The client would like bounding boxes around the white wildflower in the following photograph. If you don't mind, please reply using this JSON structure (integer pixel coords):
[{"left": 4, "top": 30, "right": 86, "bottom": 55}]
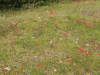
[
  {"left": 68, "top": 34, "right": 70, "bottom": 35},
  {"left": 76, "top": 38, "right": 79, "bottom": 40},
  {"left": 32, "top": 37, "right": 35, "bottom": 39},
  {"left": 73, "top": 63, "right": 76, "bottom": 65},
  {"left": 71, "top": 27, "right": 72, "bottom": 29},
  {"left": 86, "top": 44, "right": 89, "bottom": 46},
  {"left": 41, "top": 57, "right": 43, "bottom": 58},
  {"left": 55, "top": 55, "right": 57, "bottom": 56},
  {"left": 60, "top": 38, "right": 62, "bottom": 40},
  {"left": 34, "top": 56, "right": 37, "bottom": 57},
  {"left": 50, "top": 40, "right": 52, "bottom": 43},
  {"left": 60, "top": 61, "right": 62, "bottom": 63},
  {"left": 54, "top": 68, "right": 57, "bottom": 72},
  {"left": 4, "top": 67, "right": 10, "bottom": 71}
]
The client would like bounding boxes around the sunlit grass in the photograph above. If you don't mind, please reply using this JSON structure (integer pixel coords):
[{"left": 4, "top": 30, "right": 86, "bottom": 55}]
[{"left": 0, "top": 0, "right": 100, "bottom": 75}]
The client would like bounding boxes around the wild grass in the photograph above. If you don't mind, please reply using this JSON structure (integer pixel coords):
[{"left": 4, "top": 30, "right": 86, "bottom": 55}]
[{"left": 0, "top": 0, "right": 100, "bottom": 75}]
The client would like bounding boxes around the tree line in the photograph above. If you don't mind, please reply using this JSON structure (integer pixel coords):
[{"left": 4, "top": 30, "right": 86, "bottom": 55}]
[{"left": 0, "top": 0, "right": 58, "bottom": 9}]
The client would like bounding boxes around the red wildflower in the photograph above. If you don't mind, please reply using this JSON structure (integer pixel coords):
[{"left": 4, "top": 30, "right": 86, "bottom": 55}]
[
  {"left": 67, "top": 59, "right": 70, "bottom": 62},
  {"left": 76, "top": 51, "right": 78, "bottom": 53},
  {"left": 77, "top": 20, "right": 79, "bottom": 22},
  {"left": 53, "top": 22, "right": 55, "bottom": 24},
  {"left": 7, "top": 45, "right": 9, "bottom": 47},
  {"left": 59, "top": 21, "right": 61, "bottom": 23},
  {"left": 69, "top": 55, "right": 71, "bottom": 57},
  {"left": 56, "top": 26, "right": 58, "bottom": 28},
  {"left": 74, "top": 20, "right": 76, "bottom": 22},
  {"left": 93, "top": 42, "right": 94, "bottom": 44},
  {"left": 93, "top": 26, "right": 94, "bottom": 27},
  {"left": 44, "top": 23, "right": 46, "bottom": 25},
  {"left": 63, "top": 34, "right": 66, "bottom": 36},
  {"left": 97, "top": 54, "right": 100, "bottom": 55},
  {"left": 20, "top": 70, "right": 23, "bottom": 72},
  {"left": 81, "top": 53, "right": 85, "bottom": 55},
  {"left": 70, "top": 19, "right": 72, "bottom": 21},
  {"left": 80, "top": 48, "right": 84, "bottom": 52},
  {"left": 6, "top": 27, "right": 8, "bottom": 29},
  {"left": 56, "top": 13, "right": 58, "bottom": 15},
  {"left": 59, "top": 66, "right": 60, "bottom": 67},
  {"left": 50, "top": 12, "right": 53, "bottom": 14},
  {"left": 66, "top": 26, "right": 68, "bottom": 29},
  {"left": 17, "top": 36, "right": 19, "bottom": 38},
  {"left": 11, "top": 42, "right": 14, "bottom": 44},
  {"left": 35, "top": 43, "right": 37, "bottom": 44},
  {"left": 37, "top": 64, "right": 40, "bottom": 66},
  {"left": 73, "top": 1, "right": 75, "bottom": 3},
  {"left": 23, "top": 19, "right": 25, "bottom": 21},
  {"left": 50, "top": 17, "right": 52, "bottom": 19},
  {"left": 83, "top": 22, "right": 87, "bottom": 24},
  {"left": 14, "top": 29, "right": 18, "bottom": 33},
  {"left": 64, "top": 33, "right": 66, "bottom": 34},
  {"left": 88, "top": 24, "right": 91, "bottom": 26},
  {"left": 86, "top": 52, "right": 88, "bottom": 54},
  {"left": 45, "top": 70, "right": 48, "bottom": 72}
]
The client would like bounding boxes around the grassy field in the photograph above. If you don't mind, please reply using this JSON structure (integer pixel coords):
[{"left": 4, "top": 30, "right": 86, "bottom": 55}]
[{"left": 0, "top": 0, "right": 100, "bottom": 75}]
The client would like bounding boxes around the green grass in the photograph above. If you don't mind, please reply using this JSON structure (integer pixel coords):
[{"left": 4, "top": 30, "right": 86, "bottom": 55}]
[{"left": 0, "top": 0, "right": 100, "bottom": 75}]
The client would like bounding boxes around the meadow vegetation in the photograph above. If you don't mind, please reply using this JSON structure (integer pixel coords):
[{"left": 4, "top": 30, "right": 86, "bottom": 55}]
[{"left": 0, "top": 0, "right": 100, "bottom": 75}]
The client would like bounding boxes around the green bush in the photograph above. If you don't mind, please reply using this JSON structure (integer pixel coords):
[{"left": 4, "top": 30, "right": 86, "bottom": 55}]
[{"left": 0, "top": 0, "right": 60, "bottom": 9}]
